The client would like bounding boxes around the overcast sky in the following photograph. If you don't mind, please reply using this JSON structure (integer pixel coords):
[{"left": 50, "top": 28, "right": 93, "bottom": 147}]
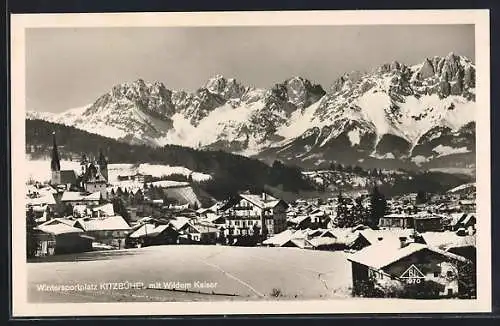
[{"left": 26, "top": 25, "right": 475, "bottom": 113}]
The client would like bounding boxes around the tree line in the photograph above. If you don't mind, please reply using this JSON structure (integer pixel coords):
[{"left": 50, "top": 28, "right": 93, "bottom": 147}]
[
  {"left": 26, "top": 119, "right": 315, "bottom": 200},
  {"left": 335, "top": 186, "right": 389, "bottom": 228}
]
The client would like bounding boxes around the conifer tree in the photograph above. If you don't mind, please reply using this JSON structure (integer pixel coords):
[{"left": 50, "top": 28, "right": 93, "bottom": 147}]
[{"left": 369, "top": 186, "right": 388, "bottom": 229}]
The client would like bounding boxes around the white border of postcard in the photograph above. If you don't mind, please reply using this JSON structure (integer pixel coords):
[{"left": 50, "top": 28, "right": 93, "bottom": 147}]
[{"left": 10, "top": 10, "right": 491, "bottom": 316}]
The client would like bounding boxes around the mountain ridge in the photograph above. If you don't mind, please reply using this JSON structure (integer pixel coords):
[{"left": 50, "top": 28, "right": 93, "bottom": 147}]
[{"left": 27, "top": 53, "right": 476, "bottom": 171}]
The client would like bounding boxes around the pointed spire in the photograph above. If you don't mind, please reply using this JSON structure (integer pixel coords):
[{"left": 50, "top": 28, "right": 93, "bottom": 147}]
[
  {"left": 98, "top": 148, "right": 107, "bottom": 165},
  {"left": 50, "top": 132, "right": 61, "bottom": 171}
]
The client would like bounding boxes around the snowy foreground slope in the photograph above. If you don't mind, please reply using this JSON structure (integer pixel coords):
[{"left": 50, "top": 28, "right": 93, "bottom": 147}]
[
  {"left": 27, "top": 53, "right": 475, "bottom": 169},
  {"left": 25, "top": 159, "right": 212, "bottom": 184},
  {"left": 28, "top": 245, "right": 352, "bottom": 302}
]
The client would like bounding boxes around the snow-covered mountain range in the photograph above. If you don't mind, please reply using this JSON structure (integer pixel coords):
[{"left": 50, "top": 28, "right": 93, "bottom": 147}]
[{"left": 27, "top": 52, "right": 476, "bottom": 170}]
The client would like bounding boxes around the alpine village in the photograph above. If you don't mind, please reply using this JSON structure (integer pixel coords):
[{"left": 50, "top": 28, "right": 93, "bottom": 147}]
[{"left": 25, "top": 129, "right": 477, "bottom": 300}]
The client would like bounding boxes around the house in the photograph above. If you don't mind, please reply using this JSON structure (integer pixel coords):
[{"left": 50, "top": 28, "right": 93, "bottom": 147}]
[
  {"left": 169, "top": 216, "right": 192, "bottom": 232},
  {"left": 74, "top": 215, "right": 131, "bottom": 248},
  {"left": 262, "top": 229, "right": 308, "bottom": 248},
  {"left": 448, "top": 213, "right": 476, "bottom": 233},
  {"left": 118, "top": 172, "right": 152, "bottom": 183},
  {"left": 34, "top": 218, "right": 93, "bottom": 256},
  {"left": 378, "top": 213, "right": 414, "bottom": 229},
  {"left": 347, "top": 229, "right": 416, "bottom": 251},
  {"left": 91, "top": 203, "right": 115, "bottom": 218},
  {"left": 80, "top": 163, "right": 108, "bottom": 199},
  {"left": 127, "top": 223, "right": 178, "bottom": 247},
  {"left": 459, "top": 200, "right": 476, "bottom": 213},
  {"left": 413, "top": 214, "right": 443, "bottom": 233},
  {"left": 347, "top": 238, "right": 472, "bottom": 298},
  {"left": 222, "top": 192, "right": 288, "bottom": 239},
  {"left": 419, "top": 232, "right": 476, "bottom": 263},
  {"left": 60, "top": 191, "right": 101, "bottom": 208},
  {"left": 178, "top": 221, "right": 219, "bottom": 244},
  {"left": 288, "top": 209, "right": 330, "bottom": 230}
]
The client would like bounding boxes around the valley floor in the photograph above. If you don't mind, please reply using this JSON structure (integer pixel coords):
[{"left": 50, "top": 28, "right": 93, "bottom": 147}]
[{"left": 28, "top": 245, "right": 352, "bottom": 303}]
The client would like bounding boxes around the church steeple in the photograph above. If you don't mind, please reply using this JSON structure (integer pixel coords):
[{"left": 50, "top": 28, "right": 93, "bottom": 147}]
[
  {"left": 97, "top": 148, "right": 108, "bottom": 182},
  {"left": 51, "top": 132, "right": 61, "bottom": 171},
  {"left": 50, "top": 132, "right": 62, "bottom": 185}
]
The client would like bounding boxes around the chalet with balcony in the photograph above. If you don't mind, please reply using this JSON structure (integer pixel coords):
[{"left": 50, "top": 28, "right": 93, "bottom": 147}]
[{"left": 221, "top": 192, "right": 288, "bottom": 239}]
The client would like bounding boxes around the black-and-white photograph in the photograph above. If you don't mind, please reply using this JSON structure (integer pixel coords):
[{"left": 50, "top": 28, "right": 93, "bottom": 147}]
[{"left": 11, "top": 10, "right": 491, "bottom": 316}]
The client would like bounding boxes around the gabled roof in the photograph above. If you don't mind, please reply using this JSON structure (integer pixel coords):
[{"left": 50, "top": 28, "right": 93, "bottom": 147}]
[
  {"left": 190, "top": 222, "right": 219, "bottom": 234},
  {"left": 421, "top": 232, "right": 476, "bottom": 250},
  {"left": 61, "top": 191, "right": 101, "bottom": 202},
  {"left": 39, "top": 218, "right": 76, "bottom": 227},
  {"left": 306, "top": 236, "right": 339, "bottom": 248},
  {"left": 26, "top": 193, "right": 56, "bottom": 206},
  {"left": 263, "top": 229, "right": 296, "bottom": 246},
  {"left": 36, "top": 220, "right": 83, "bottom": 235},
  {"left": 75, "top": 216, "right": 130, "bottom": 231},
  {"left": 289, "top": 215, "right": 309, "bottom": 225},
  {"left": 92, "top": 203, "right": 115, "bottom": 216},
  {"left": 239, "top": 193, "right": 287, "bottom": 209},
  {"left": 358, "top": 229, "right": 414, "bottom": 246},
  {"left": 169, "top": 216, "right": 191, "bottom": 231},
  {"left": 128, "top": 223, "right": 157, "bottom": 238},
  {"left": 347, "top": 241, "right": 470, "bottom": 270}
]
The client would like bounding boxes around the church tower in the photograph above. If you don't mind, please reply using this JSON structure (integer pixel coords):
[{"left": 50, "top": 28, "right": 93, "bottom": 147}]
[
  {"left": 97, "top": 149, "right": 108, "bottom": 182},
  {"left": 50, "top": 132, "right": 61, "bottom": 185}
]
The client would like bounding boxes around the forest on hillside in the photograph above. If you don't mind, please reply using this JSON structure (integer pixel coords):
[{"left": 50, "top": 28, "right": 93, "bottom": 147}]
[{"left": 26, "top": 119, "right": 315, "bottom": 199}]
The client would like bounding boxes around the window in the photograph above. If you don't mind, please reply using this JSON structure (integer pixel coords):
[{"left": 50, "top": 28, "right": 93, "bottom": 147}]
[{"left": 434, "top": 272, "right": 439, "bottom": 277}]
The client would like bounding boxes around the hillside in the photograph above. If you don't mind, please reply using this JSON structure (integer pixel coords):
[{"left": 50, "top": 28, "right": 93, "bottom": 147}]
[{"left": 26, "top": 119, "right": 314, "bottom": 199}]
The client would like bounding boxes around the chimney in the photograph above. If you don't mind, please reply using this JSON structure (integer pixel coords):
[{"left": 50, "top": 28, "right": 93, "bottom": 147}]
[
  {"left": 262, "top": 192, "right": 267, "bottom": 201},
  {"left": 399, "top": 236, "right": 408, "bottom": 248}
]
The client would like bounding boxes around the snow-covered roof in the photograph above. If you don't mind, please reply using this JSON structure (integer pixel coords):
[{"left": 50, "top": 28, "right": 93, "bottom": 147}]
[
  {"left": 36, "top": 221, "right": 83, "bottom": 235},
  {"left": 149, "top": 180, "right": 190, "bottom": 188},
  {"left": 421, "top": 232, "right": 476, "bottom": 250},
  {"left": 61, "top": 191, "right": 100, "bottom": 202},
  {"left": 169, "top": 216, "right": 191, "bottom": 231},
  {"left": 358, "top": 229, "right": 415, "bottom": 246},
  {"left": 92, "top": 203, "right": 115, "bottom": 216},
  {"left": 26, "top": 193, "right": 56, "bottom": 206},
  {"left": 75, "top": 216, "right": 130, "bottom": 231},
  {"left": 381, "top": 213, "right": 412, "bottom": 219},
  {"left": 39, "top": 218, "right": 76, "bottom": 227},
  {"left": 205, "top": 214, "right": 224, "bottom": 224},
  {"left": 239, "top": 193, "right": 284, "bottom": 209},
  {"left": 289, "top": 215, "right": 309, "bottom": 225},
  {"left": 128, "top": 223, "right": 157, "bottom": 238},
  {"left": 306, "top": 236, "right": 339, "bottom": 248},
  {"left": 263, "top": 229, "right": 296, "bottom": 246},
  {"left": 190, "top": 222, "right": 219, "bottom": 234},
  {"left": 347, "top": 241, "right": 469, "bottom": 270}
]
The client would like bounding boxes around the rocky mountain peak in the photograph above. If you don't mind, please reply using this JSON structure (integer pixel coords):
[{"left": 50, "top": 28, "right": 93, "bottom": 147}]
[
  {"left": 269, "top": 76, "right": 326, "bottom": 110},
  {"left": 330, "top": 71, "right": 365, "bottom": 93},
  {"left": 205, "top": 74, "right": 248, "bottom": 100}
]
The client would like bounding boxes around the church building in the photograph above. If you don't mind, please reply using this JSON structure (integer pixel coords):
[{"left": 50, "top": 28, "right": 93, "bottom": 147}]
[
  {"left": 50, "top": 132, "right": 109, "bottom": 198},
  {"left": 50, "top": 132, "right": 77, "bottom": 189}
]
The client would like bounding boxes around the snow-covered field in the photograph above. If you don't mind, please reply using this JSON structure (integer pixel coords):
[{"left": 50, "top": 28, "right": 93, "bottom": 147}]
[
  {"left": 27, "top": 245, "right": 352, "bottom": 302},
  {"left": 25, "top": 159, "right": 212, "bottom": 184}
]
